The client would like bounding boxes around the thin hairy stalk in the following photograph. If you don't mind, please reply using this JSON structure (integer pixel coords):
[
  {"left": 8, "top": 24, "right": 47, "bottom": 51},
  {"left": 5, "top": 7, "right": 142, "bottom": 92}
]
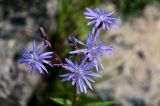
[
  {"left": 71, "top": 43, "right": 80, "bottom": 106},
  {"left": 72, "top": 85, "right": 77, "bottom": 106},
  {"left": 54, "top": 52, "right": 64, "bottom": 65}
]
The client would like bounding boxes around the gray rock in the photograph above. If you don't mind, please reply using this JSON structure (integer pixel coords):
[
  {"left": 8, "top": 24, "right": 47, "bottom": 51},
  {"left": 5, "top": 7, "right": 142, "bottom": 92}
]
[
  {"left": 0, "top": 39, "right": 41, "bottom": 106},
  {"left": 0, "top": 0, "right": 58, "bottom": 106},
  {"left": 96, "top": 4, "right": 160, "bottom": 106}
]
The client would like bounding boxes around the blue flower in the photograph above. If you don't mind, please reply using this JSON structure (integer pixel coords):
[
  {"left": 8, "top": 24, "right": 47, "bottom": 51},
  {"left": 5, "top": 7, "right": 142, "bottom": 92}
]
[
  {"left": 19, "top": 41, "right": 53, "bottom": 74},
  {"left": 60, "top": 58, "right": 101, "bottom": 94},
  {"left": 70, "top": 31, "right": 113, "bottom": 71},
  {"left": 84, "top": 8, "right": 119, "bottom": 30}
]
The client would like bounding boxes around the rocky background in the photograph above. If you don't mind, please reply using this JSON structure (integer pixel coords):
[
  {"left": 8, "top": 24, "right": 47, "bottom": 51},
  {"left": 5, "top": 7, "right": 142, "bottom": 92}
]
[
  {"left": 96, "top": 4, "right": 160, "bottom": 106},
  {"left": 0, "top": 0, "right": 57, "bottom": 106},
  {"left": 0, "top": 0, "right": 160, "bottom": 106}
]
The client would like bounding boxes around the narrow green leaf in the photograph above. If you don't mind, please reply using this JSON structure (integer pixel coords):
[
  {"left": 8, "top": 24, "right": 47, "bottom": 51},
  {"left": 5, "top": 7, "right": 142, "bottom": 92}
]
[
  {"left": 50, "top": 97, "right": 71, "bottom": 106},
  {"left": 85, "top": 101, "right": 114, "bottom": 106}
]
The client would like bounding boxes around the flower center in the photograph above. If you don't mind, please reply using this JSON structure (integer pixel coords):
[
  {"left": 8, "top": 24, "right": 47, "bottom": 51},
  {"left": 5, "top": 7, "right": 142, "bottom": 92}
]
[
  {"left": 99, "top": 16, "right": 104, "bottom": 21},
  {"left": 87, "top": 46, "right": 97, "bottom": 61},
  {"left": 91, "top": 46, "right": 97, "bottom": 54},
  {"left": 31, "top": 54, "right": 38, "bottom": 62},
  {"left": 76, "top": 67, "right": 83, "bottom": 75}
]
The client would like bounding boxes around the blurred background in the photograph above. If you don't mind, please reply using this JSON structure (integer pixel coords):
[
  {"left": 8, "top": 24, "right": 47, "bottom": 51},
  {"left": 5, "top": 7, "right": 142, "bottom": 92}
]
[{"left": 0, "top": 0, "right": 160, "bottom": 106}]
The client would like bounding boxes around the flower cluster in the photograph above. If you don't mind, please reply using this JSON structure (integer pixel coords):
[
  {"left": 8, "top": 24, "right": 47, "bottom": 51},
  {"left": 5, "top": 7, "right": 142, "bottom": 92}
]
[
  {"left": 60, "top": 7, "right": 119, "bottom": 93},
  {"left": 19, "top": 7, "right": 119, "bottom": 94}
]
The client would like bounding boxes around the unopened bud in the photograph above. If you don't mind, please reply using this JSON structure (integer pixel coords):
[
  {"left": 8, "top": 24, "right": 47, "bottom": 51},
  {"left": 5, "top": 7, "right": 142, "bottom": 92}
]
[
  {"left": 44, "top": 40, "right": 52, "bottom": 48},
  {"left": 39, "top": 27, "right": 47, "bottom": 39}
]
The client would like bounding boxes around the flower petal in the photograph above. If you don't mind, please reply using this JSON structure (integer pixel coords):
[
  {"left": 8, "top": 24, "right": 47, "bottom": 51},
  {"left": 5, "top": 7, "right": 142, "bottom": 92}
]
[
  {"left": 63, "top": 65, "right": 76, "bottom": 72},
  {"left": 85, "top": 8, "right": 97, "bottom": 16},
  {"left": 60, "top": 73, "right": 73, "bottom": 77},
  {"left": 95, "top": 19, "right": 101, "bottom": 28},
  {"left": 69, "top": 49, "right": 87, "bottom": 54},
  {"left": 79, "top": 56, "right": 87, "bottom": 68},
  {"left": 83, "top": 76, "right": 93, "bottom": 90},
  {"left": 36, "top": 62, "right": 48, "bottom": 73},
  {"left": 40, "top": 52, "right": 53, "bottom": 58},
  {"left": 65, "top": 58, "right": 77, "bottom": 68},
  {"left": 35, "top": 62, "right": 44, "bottom": 74},
  {"left": 74, "top": 38, "right": 86, "bottom": 46},
  {"left": 87, "top": 20, "right": 96, "bottom": 26},
  {"left": 85, "top": 71, "right": 101, "bottom": 77},
  {"left": 83, "top": 63, "right": 94, "bottom": 71},
  {"left": 32, "top": 41, "right": 36, "bottom": 52}
]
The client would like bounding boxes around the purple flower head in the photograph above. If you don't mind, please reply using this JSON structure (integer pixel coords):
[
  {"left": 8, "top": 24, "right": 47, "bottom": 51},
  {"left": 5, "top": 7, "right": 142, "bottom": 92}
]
[
  {"left": 60, "top": 57, "right": 101, "bottom": 94},
  {"left": 70, "top": 31, "right": 113, "bottom": 71},
  {"left": 19, "top": 41, "right": 53, "bottom": 74},
  {"left": 84, "top": 8, "right": 120, "bottom": 30}
]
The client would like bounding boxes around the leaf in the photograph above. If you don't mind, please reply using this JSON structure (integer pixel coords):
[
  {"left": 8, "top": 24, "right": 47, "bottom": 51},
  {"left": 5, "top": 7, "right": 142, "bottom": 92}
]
[
  {"left": 84, "top": 101, "right": 114, "bottom": 106},
  {"left": 50, "top": 97, "right": 71, "bottom": 106}
]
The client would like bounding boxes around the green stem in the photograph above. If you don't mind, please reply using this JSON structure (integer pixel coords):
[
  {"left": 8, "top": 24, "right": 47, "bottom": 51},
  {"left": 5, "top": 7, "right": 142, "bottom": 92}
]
[{"left": 72, "top": 85, "right": 77, "bottom": 106}]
